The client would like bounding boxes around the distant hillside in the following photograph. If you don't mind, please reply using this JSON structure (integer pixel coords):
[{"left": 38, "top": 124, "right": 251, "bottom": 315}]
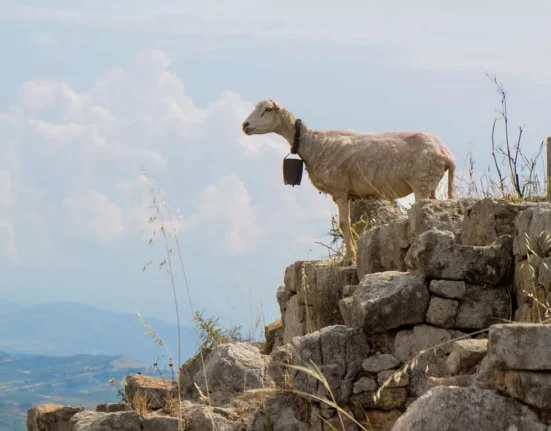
[
  {"left": 0, "top": 301, "right": 198, "bottom": 366},
  {"left": 0, "top": 351, "right": 147, "bottom": 431}
]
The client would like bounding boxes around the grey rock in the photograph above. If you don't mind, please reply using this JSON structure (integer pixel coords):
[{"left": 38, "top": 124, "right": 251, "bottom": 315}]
[
  {"left": 446, "top": 339, "right": 488, "bottom": 375},
  {"left": 125, "top": 373, "right": 177, "bottom": 410},
  {"left": 350, "top": 197, "right": 405, "bottom": 227},
  {"left": 352, "top": 376, "right": 378, "bottom": 394},
  {"left": 71, "top": 411, "right": 141, "bottom": 431},
  {"left": 429, "top": 279, "right": 466, "bottom": 299},
  {"left": 408, "top": 199, "right": 476, "bottom": 242},
  {"left": 394, "top": 324, "right": 466, "bottom": 397},
  {"left": 347, "top": 271, "right": 429, "bottom": 333},
  {"left": 489, "top": 323, "right": 551, "bottom": 370},
  {"left": 363, "top": 353, "right": 400, "bottom": 372},
  {"left": 514, "top": 203, "right": 551, "bottom": 258},
  {"left": 539, "top": 256, "right": 551, "bottom": 291},
  {"left": 142, "top": 415, "right": 179, "bottom": 431},
  {"left": 392, "top": 386, "right": 546, "bottom": 431},
  {"left": 293, "top": 325, "right": 369, "bottom": 405},
  {"left": 279, "top": 260, "right": 358, "bottom": 343},
  {"left": 181, "top": 404, "right": 236, "bottom": 431},
  {"left": 357, "top": 220, "right": 410, "bottom": 278},
  {"left": 27, "top": 404, "right": 84, "bottom": 431},
  {"left": 425, "top": 297, "right": 458, "bottom": 328},
  {"left": 513, "top": 257, "right": 545, "bottom": 323},
  {"left": 426, "top": 374, "right": 474, "bottom": 389},
  {"left": 95, "top": 403, "right": 131, "bottom": 413},
  {"left": 496, "top": 370, "right": 551, "bottom": 412},
  {"left": 350, "top": 388, "right": 407, "bottom": 410},
  {"left": 179, "top": 347, "right": 212, "bottom": 400},
  {"left": 461, "top": 198, "right": 533, "bottom": 246},
  {"left": 263, "top": 319, "right": 284, "bottom": 354},
  {"left": 194, "top": 342, "right": 272, "bottom": 406},
  {"left": 454, "top": 284, "right": 511, "bottom": 329},
  {"left": 406, "top": 229, "right": 513, "bottom": 286}
]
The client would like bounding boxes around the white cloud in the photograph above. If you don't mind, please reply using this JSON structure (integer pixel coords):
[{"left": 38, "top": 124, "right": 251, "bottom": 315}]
[
  {"left": 197, "top": 175, "right": 262, "bottom": 254},
  {"left": 62, "top": 191, "right": 125, "bottom": 243},
  {"left": 0, "top": 49, "right": 335, "bottom": 262}
]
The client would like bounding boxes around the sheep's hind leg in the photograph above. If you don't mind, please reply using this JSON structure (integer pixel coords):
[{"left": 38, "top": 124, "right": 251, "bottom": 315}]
[{"left": 335, "top": 197, "right": 356, "bottom": 266}]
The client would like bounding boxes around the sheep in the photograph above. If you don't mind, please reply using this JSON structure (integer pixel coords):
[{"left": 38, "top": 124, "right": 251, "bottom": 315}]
[{"left": 242, "top": 99, "right": 456, "bottom": 265}]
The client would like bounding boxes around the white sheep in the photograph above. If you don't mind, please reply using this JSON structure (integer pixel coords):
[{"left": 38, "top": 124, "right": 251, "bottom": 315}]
[{"left": 242, "top": 99, "right": 456, "bottom": 265}]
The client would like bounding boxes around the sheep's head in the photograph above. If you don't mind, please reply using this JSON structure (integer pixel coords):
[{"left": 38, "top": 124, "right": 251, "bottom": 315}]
[{"left": 242, "top": 99, "right": 281, "bottom": 135}]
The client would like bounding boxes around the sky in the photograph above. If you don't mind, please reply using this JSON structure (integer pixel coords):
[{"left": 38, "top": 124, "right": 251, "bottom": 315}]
[{"left": 0, "top": 1, "right": 550, "bottom": 331}]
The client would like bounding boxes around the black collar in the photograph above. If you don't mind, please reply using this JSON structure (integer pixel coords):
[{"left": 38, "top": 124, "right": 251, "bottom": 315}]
[{"left": 291, "top": 119, "right": 302, "bottom": 154}]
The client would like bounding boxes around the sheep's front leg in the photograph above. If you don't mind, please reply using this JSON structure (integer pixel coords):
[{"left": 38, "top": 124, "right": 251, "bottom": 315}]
[{"left": 335, "top": 197, "right": 356, "bottom": 266}]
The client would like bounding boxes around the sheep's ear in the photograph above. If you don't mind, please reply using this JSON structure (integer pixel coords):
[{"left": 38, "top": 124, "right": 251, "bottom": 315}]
[{"left": 268, "top": 99, "right": 281, "bottom": 111}]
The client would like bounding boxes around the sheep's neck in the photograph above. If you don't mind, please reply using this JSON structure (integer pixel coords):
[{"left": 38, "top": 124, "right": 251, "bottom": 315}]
[{"left": 276, "top": 111, "right": 317, "bottom": 163}]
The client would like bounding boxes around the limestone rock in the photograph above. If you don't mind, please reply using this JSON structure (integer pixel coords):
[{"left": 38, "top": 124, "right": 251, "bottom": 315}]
[
  {"left": 263, "top": 319, "right": 284, "bottom": 354},
  {"left": 70, "top": 411, "right": 141, "bottom": 431},
  {"left": 363, "top": 353, "right": 400, "bottom": 372},
  {"left": 362, "top": 410, "right": 402, "bottom": 431},
  {"left": 350, "top": 197, "right": 405, "bottom": 227},
  {"left": 428, "top": 279, "right": 466, "bottom": 299},
  {"left": 425, "top": 296, "right": 458, "bottom": 328},
  {"left": 179, "top": 347, "right": 212, "bottom": 400},
  {"left": 353, "top": 376, "right": 378, "bottom": 394},
  {"left": 194, "top": 342, "right": 272, "bottom": 406},
  {"left": 406, "top": 229, "right": 513, "bottom": 285},
  {"left": 279, "top": 260, "right": 359, "bottom": 343},
  {"left": 394, "top": 324, "right": 466, "bottom": 397},
  {"left": 446, "top": 339, "right": 488, "bottom": 375},
  {"left": 356, "top": 220, "right": 409, "bottom": 278},
  {"left": 514, "top": 203, "right": 551, "bottom": 258},
  {"left": 181, "top": 404, "right": 236, "bottom": 431},
  {"left": 496, "top": 370, "right": 551, "bottom": 412},
  {"left": 514, "top": 257, "right": 545, "bottom": 323},
  {"left": 125, "top": 373, "right": 177, "bottom": 410},
  {"left": 142, "top": 415, "right": 179, "bottom": 431},
  {"left": 454, "top": 284, "right": 511, "bottom": 329},
  {"left": 539, "top": 256, "right": 551, "bottom": 291},
  {"left": 346, "top": 271, "right": 429, "bottom": 333},
  {"left": 489, "top": 323, "right": 551, "bottom": 370},
  {"left": 267, "top": 341, "right": 298, "bottom": 388},
  {"left": 378, "top": 370, "right": 409, "bottom": 387},
  {"left": 293, "top": 325, "right": 369, "bottom": 404},
  {"left": 350, "top": 388, "right": 407, "bottom": 410},
  {"left": 262, "top": 394, "right": 310, "bottom": 431},
  {"left": 27, "top": 403, "right": 84, "bottom": 431},
  {"left": 461, "top": 198, "right": 533, "bottom": 246},
  {"left": 95, "top": 403, "right": 131, "bottom": 413},
  {"left": 408, "top": 199, "right": 476, "bottom": 242},
  {"left": 392, "top": 386, "right": 546, "bottom": 431}
]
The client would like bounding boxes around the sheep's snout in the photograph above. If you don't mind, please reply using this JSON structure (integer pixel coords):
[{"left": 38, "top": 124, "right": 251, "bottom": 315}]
[{"left": 242, "top": 121, "right": 254, "bottom": 134}]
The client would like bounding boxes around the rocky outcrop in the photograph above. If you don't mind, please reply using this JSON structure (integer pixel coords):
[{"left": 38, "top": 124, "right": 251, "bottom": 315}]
[
  {"left": 27, "top": 404, "right": 84, "bottom": 431},
  {"left": 277, "top": 260, "right": 359, "bottom": 343},
  {"left": 193, "top": 342, "right": 274, "bottom": 406},
  {"left": 392, "top": 386, "right": 546, "bottom": 431},
  {"left": 125, "top": 373, "right": 177, "bottom": 410}
]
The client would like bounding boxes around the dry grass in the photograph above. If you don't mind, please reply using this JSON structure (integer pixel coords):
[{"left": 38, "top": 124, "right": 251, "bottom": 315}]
[{"left": 132, "top": 389, "right": 150, "bottom": 418}]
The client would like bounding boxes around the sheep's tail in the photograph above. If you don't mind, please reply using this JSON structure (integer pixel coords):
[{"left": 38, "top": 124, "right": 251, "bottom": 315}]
[{"left": 447, "top": 160, "right": 456, "bottom": 199}]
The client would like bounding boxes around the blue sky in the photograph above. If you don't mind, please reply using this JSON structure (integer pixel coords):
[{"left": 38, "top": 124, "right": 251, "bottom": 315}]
[{"left": 0, "top": 1, "right": 550, "bottom": 330}]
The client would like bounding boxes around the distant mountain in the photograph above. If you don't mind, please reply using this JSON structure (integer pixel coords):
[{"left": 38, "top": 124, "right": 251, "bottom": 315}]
[
  {"left": 0, "top": 301, "right": 198, "bottom": 366},
  {"left": 0, "top": 351, "right": 146, "bottom": 431}
]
